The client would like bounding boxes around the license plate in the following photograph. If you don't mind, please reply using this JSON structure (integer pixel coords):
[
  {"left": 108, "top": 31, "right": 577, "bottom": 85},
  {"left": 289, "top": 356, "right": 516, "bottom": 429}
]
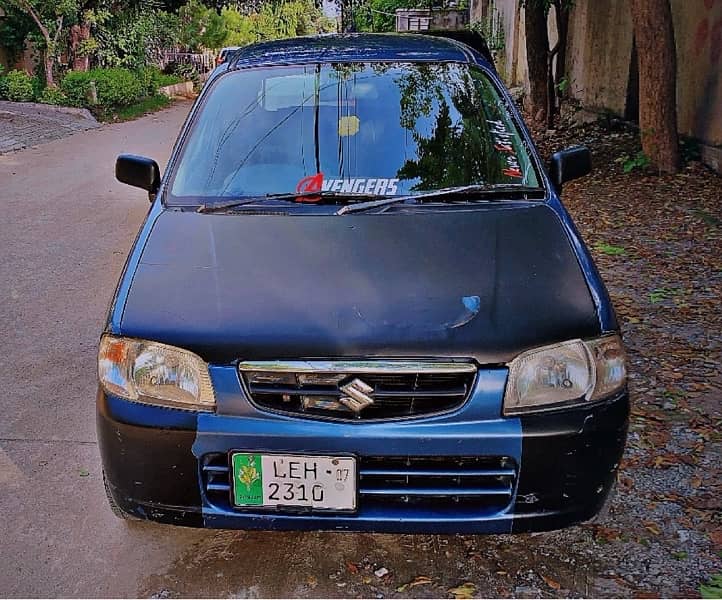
[{"left": 231, "top": 453, "right": 357, "bottom": 511}]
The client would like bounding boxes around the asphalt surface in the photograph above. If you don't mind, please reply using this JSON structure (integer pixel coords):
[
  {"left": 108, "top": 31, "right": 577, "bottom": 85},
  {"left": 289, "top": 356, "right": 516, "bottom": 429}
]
[{"left": 0, "top": 101, "right": 653, "bottom": 598}]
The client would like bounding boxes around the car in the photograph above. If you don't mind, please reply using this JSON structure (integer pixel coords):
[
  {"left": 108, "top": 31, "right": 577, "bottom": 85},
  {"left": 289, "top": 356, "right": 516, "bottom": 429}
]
[
  {"left": 99, "top": 33, "right": 629, "bottom": 534},
  {"left": 216, "top": 46, "right": 241, "bottom": 65}
]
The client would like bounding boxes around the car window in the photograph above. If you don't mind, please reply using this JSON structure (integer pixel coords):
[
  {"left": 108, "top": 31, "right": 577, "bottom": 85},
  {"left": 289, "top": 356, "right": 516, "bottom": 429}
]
[{"left": 169, "top": 62, "right": 540, "bottom": 203}]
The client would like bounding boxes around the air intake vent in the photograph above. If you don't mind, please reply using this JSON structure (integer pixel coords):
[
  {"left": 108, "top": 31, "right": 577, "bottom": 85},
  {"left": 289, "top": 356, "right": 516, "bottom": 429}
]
[{"left": 359, "top": 455, "right": 517, "bottom": 510}]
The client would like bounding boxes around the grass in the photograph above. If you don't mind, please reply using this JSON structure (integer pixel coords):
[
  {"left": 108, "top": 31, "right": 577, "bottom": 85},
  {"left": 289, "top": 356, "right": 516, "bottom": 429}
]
[
  {"left": 97, "top": 94, "right": 171, "bottom": 122},
  {"left": 594, "top": 242, "right": 627, "bottom": 256},
  {"left": 700, "top": 573, "right": 722, "bottom": 599},
  {"left": 156, "top": 73, "right": 183, "bottom": 87}
]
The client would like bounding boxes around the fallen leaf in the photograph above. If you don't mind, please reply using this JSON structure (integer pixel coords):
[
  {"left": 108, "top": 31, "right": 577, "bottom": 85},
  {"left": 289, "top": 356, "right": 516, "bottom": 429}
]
[
  {"left": 541, "top": 575, "right": 561, "bottom": 590},
  {"left": 710, "top": 529, "right": 722, "bottom": 548},
  {"left": 593, "top": 525, "right": 622, "bottom": 541},
  {"left": 643, "top": 521, "right": 662, "bottom": 535},
  {"left": 449, "top": 582, "right": 477, "bottom": 599},
  {"left": 346, "top": 561, "right": 359, "bottom": 574},
  {"left": 397, "top": 576, "right": 433, "bottom": 592}
]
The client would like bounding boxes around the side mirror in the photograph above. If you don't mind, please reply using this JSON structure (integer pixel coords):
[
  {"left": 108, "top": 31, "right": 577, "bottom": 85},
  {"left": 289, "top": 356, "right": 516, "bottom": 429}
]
[
  {"left": 548, "top": 146, "right": 592, "bottom": 190},
  {"left": 116, "top": 154, "right": 161, "bottom": 198}
]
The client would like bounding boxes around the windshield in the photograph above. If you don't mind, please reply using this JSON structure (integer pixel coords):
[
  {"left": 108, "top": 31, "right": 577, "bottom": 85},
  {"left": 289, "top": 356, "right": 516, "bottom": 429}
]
[{"left": 169, "top": 62, "right": 540, "bottom": 204}]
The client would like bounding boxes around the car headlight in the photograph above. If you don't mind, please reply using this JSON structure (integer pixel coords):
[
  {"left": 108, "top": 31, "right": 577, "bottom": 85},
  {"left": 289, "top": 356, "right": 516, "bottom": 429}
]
[
  {"left": 504, "top": 334, "right": 626, "bottom": 415},
  {"left": 98, "top": 335, "right": 215, "bottom": 411}
]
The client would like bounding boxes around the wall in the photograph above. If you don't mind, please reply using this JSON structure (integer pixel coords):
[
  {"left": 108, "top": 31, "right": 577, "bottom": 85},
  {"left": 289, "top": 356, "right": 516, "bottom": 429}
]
[
  {"left": 395, "top": 8, "right": 469, "bottom": 31},
  {"left": 471, "top": 0, "right": 722, "bottom": 151}
]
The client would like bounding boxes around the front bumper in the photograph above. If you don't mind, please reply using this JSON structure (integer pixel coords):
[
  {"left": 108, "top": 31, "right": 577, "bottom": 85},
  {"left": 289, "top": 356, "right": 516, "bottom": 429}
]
[{"left": 97, "top": 366, "right": 629, "bottom": 534}]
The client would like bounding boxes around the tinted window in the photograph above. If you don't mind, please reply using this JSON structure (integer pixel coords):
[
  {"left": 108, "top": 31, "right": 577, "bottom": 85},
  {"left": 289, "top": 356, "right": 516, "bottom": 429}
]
[{"left": 170, "top": 62, "right": 539, "bottom": 203}]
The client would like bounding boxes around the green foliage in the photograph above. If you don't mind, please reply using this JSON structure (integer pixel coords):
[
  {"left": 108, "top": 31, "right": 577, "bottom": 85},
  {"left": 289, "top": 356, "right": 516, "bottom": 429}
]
[
  {"left": 38, "top": 86, "right": 68, "bottom": 105},
  {"left": 156, "top": 73, "right": 183, "bottom": 88},
  {"left": 350, "top": 0, "right": 418, "bottom": 32},
  {"left": 616, "top": 150, "right": 651, "bottom": 173},
  {"left": 701, "top": 573, "right": 722, "bottom": 599},
  {"left": 222, "top": 1, "right": 323, "bottom": 46},
  {"left": 3, "top": 69, "right": 35, "bottom": 102},
  {"left": 94, "top": 9, "right": 180, "bottom": 70},
  {"left": 0, "top": 3, "right": 34, "bottom": 63},
  {"left": 110, "top": 94, "right": 170, "bottom": 122},
  {"left": 59, "top": 70, "right": 93, "bottom": 106},
  {"left": 470, "top": 7, "right": 505, "bottom": 51},
  {"left": 179, "top": 0, "right": 227, "bottom": 50},
  {"left": 594, "top": 243, "right": 626, "bottom": 256},
  {"left": 60, "top": 68, "right": 144, "bottom": 108},
  {"left": 556, "top": 76, "right": 570, "bottom": 93},
  {"left": 168, "top": 62, "right": 200, "bottom": 89}
]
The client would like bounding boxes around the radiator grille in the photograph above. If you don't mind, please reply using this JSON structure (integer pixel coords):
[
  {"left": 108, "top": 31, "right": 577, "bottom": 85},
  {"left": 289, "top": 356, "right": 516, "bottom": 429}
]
[{"left": 238, "top": 361, "right": 477, "bottom": 421}]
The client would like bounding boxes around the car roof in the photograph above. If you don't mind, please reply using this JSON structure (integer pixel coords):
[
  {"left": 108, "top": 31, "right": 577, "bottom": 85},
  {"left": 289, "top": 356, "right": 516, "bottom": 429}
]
[{"left": 228, "top": 33, "right": 491, "bottom": 70}]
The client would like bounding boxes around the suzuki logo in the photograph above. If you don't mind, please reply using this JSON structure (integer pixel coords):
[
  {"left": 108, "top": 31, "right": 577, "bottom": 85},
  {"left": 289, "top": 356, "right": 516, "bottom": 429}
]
[{"left": 339, "top": 378, "right": 375, "bottom": 413}]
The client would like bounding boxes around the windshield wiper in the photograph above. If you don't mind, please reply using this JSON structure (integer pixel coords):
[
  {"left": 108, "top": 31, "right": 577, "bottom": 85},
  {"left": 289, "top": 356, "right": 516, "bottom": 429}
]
[
  {"left": 336, "top": 184, "right": 546, "bottom": 215},
  {"left": 197, "top": 191, "right": 388, "bottom": 213}
]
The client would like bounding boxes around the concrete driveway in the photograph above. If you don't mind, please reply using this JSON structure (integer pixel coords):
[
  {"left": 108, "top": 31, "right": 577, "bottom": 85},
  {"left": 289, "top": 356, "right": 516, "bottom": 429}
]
[{"left": 0, "top": 101, "right": 619, "bottom": 598}]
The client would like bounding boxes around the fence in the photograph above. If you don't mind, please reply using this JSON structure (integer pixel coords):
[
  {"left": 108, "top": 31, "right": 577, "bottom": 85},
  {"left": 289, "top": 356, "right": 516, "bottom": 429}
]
[{"left": 159, "top": 50, "right": 215, "bottom": 73}]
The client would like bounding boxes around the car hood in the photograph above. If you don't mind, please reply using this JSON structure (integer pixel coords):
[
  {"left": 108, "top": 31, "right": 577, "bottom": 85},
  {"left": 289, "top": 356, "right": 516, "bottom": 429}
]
[{"left": 119, "top": 205, "right": 601, "bottom": 364}]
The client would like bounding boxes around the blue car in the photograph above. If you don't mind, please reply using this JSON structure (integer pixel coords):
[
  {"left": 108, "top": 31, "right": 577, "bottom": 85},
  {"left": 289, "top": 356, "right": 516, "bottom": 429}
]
[{"left": 99, "top": 33, "right": 629, "bottom": 533}]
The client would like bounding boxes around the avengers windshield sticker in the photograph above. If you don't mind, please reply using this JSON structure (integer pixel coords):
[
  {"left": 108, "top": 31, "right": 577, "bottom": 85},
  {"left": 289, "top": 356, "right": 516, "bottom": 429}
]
[
  {"left": 487, "top": 119, "right": 523, "bottom": 178},
  {"left": 295, "top": 174, "right": 400, "bottom": 201},
  {"left": 296, "top": 172, "right": 324, "bottom": 201},
  {"left": 323, "top": 178, "right": 399, "bottom": 195}
]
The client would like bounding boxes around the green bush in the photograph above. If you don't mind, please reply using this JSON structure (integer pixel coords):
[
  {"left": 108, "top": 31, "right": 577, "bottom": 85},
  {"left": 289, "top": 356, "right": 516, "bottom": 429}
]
[
  {"left": 171, "top": 62, "right": 200, "bottom": 90},
  {"left": 136, "top": 65, "right": 162, "bottom": 97},
  {"left": 38, "top": 87, "right": 68, "bottom": 106},
  {"left": 61, "top": 68, "right": 145, "bottom": 109},
  {"left": 95, "top": 68, "right": 144, "bottom": 106},
  {"left": 156, "top": 73, "right": 182, "bottom": 88},
  {"left": 4, "top": 69, "right": 34, "bottom": 102},
  {"left": 60, "top": 71, "right": 94, "bottom": 107}
]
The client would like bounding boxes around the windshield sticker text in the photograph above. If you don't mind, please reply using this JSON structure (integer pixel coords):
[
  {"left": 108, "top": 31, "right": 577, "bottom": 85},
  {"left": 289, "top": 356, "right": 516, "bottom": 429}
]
[
  {"left": 322, "top": 178, "right": 400, "bottom": 195},
  {"left": 488, "top": 119, "right": 523, "bottom": 178}
]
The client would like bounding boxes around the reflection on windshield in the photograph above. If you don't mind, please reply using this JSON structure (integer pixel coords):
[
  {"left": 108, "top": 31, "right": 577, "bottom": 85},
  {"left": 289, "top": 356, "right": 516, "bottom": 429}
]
[{"left": 170, "top": 62, "right": 539, "bottom": 203}]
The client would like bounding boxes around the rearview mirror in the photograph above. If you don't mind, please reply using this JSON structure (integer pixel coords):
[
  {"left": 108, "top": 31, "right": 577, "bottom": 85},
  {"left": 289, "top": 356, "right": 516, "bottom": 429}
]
[
  {"left": 548, "top": 146, "right": 592, "bottom": 190},
  {"left": 116, "top": 154, "right": 161, "bottom": 198}
]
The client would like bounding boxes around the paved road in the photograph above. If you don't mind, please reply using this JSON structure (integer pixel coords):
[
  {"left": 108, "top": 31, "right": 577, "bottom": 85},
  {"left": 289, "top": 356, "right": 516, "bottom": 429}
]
[{"left": 0, "top": 102, "right": 609, "bottom": 598}]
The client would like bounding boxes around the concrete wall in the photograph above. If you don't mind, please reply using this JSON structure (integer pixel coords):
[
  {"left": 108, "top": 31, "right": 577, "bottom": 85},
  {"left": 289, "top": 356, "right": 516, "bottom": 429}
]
[
  {"left": 471, "top": 0, "right": 722, "bottom": 149},
  {"left": 395, "top": 8, "right": 469, "bottom": 31}
]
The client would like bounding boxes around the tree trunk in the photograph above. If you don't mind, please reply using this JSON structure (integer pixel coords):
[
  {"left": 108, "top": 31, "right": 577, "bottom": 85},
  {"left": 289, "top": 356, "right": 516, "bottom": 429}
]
[
  {"left": 553, "top": 0, "right": 569, "bottom": 90},
  {"left": 546, "top": 0, "right": 570, "bottom": 128},
  {"left": 524, "top": 0, "right": 549, "bottom": 126},
  {"left": 70, "top": 23, "right": 91, "bottom": 72},
  {"left": 629, "top": 0, "right": 680, "bottom": 173},
  {"left": 44, "top": 54, "right": 55, "bottom": 88}
]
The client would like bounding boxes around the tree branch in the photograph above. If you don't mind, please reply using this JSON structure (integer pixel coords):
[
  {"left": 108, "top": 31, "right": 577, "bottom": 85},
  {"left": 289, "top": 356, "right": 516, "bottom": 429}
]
[
  {"left": 12, "top": 0, "right": 51, "bottom": 43},
  {"left": 53, "top": 15, "right": 64, "bottom": 44}
]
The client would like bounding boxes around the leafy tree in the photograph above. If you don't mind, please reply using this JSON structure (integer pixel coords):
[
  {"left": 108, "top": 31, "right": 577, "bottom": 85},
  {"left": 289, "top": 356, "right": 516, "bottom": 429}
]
[
  {"left": 221, "top": 1, "right": 323, "bottom": 46},
  {"left": 93, "top": 8, "right": 180, "bottom": 69},
  {"left": 179, "top": 0, "right": 227, "bottom": 50},
  {"left": 1, "top": 0, "right": 78, "bottom": 87}
]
